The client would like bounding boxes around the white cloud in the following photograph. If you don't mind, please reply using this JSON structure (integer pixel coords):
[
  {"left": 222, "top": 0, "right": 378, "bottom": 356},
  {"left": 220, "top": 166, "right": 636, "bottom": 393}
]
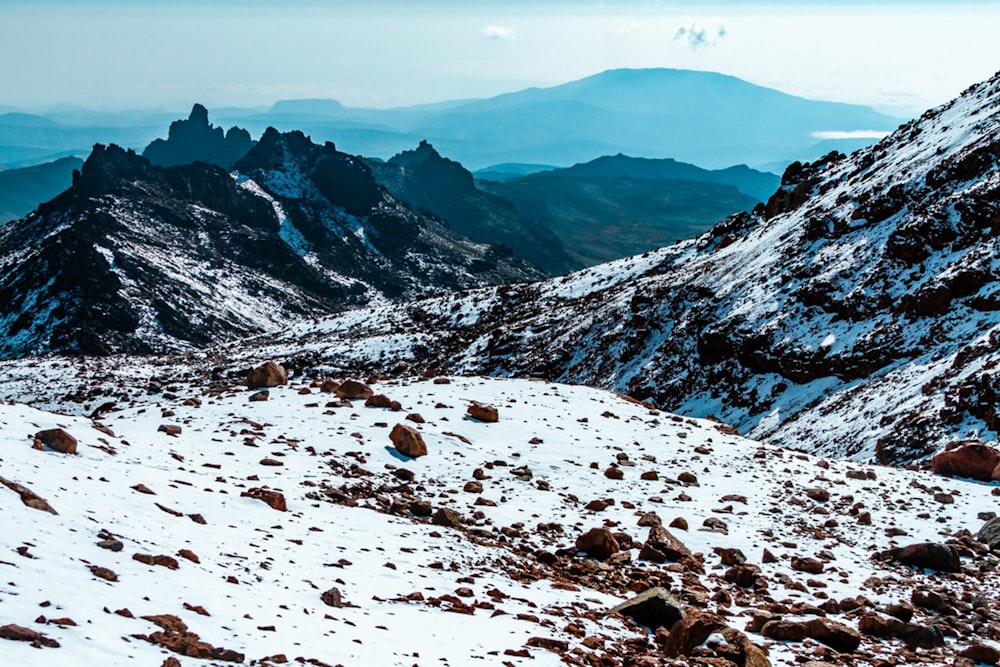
[
  {"left": 673, "top": 22, "right": 727, "bottom": 50},
  {"left": 482, "top": 25, "right": 515, "bottom": 40}
]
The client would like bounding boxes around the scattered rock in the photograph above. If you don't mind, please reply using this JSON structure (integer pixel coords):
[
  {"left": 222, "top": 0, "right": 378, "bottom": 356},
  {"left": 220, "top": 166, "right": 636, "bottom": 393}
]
[
  {"left": 390, "top": 423, "right": 428, "bottom": 458},
  {"left": 877, "top": 542, "right": 961, "bottom": 572},
  {"left": 321, "top": 587, "right": 344, "bottom": 608},
  {"left": 608, "top": 587, "right": 685, "bottom": 629},
  {"left": 33, "top": 428, "right": 77, "bottom": 454},
  {"left": 336, "top": 380, "right": 373, "bottom": 400},
  {"left": 467, "top": 403, "right": 499, "bottom": 422},
  {"left": 0, "top": 623, "right": 60, "bottom": 648},
  {"left": 931, "top": 440, "right": 1000, "bottom": 481},
  {"left": 246, "top": 361, "right": 287, "bottom": 389},
  {"left": 575, "top": 527, "right": 620, "bottom": 560},
  {"left": 431, "top": 507, "right": 463, "bottom": 529},
  {"left": 0, "top": 476, "right": 58, "bottom": 514},
  {"left": 638, "top": 525, "right": 690, "bottom": 563},
  {"left": 240, "top": 487, "right": 287, "bottom": 511},
  {"left": 804, "top": 617, "right": 861, "bottom": 653},
  {"left": 249, "top": 390, "right": 269, "bottom": 402}
]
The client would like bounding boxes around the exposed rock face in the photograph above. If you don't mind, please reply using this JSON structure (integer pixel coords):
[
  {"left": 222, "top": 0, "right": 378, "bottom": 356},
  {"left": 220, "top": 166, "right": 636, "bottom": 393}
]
[
  {"left": 34, "top": 428, "right": 77, "bottom": 454},
  {"left": 389, "top": 423, "right": 428, "bottom": 459},
  {"left": 143, "top": 104, "right": 255, "bottom": 169},
  {"left": 246, "top": 361, "right": 287, "bottom": 389},
  {"left": 0, "top": 130, "right": 542, "bottom": 359},
  {"left": 931, "top": 440, "right": 1000, "bottom": 481},
  {"left": 608, "top": 587, "right": 684, "bottom": 629},
  {"left": 250, "top": 70, "right": 1000, "bottom": 465}
]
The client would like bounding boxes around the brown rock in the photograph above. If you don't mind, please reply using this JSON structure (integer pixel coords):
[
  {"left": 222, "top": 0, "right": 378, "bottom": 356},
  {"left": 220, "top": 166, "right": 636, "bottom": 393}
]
[
  {"left": 878, "top": 542, "right": 961, "bottom": 572},
  {"left": 467, "top": 403, "right": 499, "bottom": 422},
  {"left": 0, "top": 476, "right": 58, "bottom": 514},
  {"left": 604, "top": 466, "right": 624, "bottom": 480},
  {"left": 960, "top": 644, "right": 1000, "bottom": 665},
  {"left": 240, "top": 487, "right": 287, "bottom": 511},
  {"left": 431, "top": 507, "right": 464, "bottom": 528},
  {"left": 931, "top": 440, "right": 1000, "bottom": 481},
  {"left": 178, "top": 549, "right": 200, "bottom": 563},
  {"left": 639, "top": 525, "right": 691, "bottom": 563},
  {"left": 89, "top": 565, "right": 119, "bottom": 582},
  {"left": 246, "top": 361, "right": 287, "bottom": 389},
  {"left": 858, "top": 612, "right": 903, "bottom": 638},
  {"left": 34, "top": 428, "right": 77, "bottom": 454},
  {"left": 390, "top": 423, "right": 428, "bottom": 458},
  {"left": 133, "top": 553, "right": 180, "bottom": 570},
  {"left": 319, "top": 378, "right": 340, "bottom": 393},
  {"left": 575, "top": 527, "right": 620, "bottom": 560},
  {"left": 335, "top": 379, "right": 373, "bottom": 400},
  {"left": 158, "top": 424, "right": 182, "bottom": 436},
  {"left": 366, "top": 394, "right": 402, "bottom": 411},
  {"left": 248, "top": 390, "right": 269, "bottom": 402},
  {"left": 761, "top": 620, "right": 808, "bottom": 642},
  {"left": 321, "top": 587, "right": 344, "bottom": 608},
  {"left": 662, "top": 611, "right": 726, "bottom": 657},
  {"left": 526, "top": 636, "right": 569, "bottom": 652},
  {"left": 804, "top": 617, "right": 861, "bottom": 653},
  {"left": 791, "top": 557, "right": 825, "bottom": 574},
  {"left": 608, "top": 587, "right": 685, "bottom": 629},
  {"left": 463, "top": 481, "right": 483, "bottom": 494},
  {"left": 0, "top": 623, "right": 60, "bottom": 648}
]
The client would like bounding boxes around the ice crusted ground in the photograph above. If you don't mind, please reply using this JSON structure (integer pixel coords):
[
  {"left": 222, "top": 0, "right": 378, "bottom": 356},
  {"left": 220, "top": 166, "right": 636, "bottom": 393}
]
[{"left": 1, "top": 373, "right": 997, "bottom": 666}]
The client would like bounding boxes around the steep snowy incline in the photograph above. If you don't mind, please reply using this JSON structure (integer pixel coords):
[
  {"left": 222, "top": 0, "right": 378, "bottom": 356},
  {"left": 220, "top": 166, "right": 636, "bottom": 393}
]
[
  {"left": 1, "top": 373, "right": 998, "bottom": 666},
  {"left": 215, "top": 70, "right": 1000, "bottom": 465}
]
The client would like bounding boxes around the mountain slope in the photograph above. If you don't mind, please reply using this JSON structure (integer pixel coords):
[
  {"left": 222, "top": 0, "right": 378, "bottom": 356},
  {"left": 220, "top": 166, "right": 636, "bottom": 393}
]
[
  {"left": 225, "top": 70, "right": 1000, "bottom": 465},
  {"left": 0, "top": 369, "right": 997, "bottom": 666},
  {"left": 480, "top": 159, "right": 764, "bottom": 267},
  {"left": 0, "top": 156, "right": 82, "bottom": 223},
  {"left": 366, "top": 141, "right": 578, "bottom": 275},
  {"left": 0, "top": 132, "right": 541, "bottom": 359}
]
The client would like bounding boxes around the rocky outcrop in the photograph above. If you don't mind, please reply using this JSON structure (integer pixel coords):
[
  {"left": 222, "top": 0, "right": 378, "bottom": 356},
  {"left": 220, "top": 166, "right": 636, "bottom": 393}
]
[
  {"left": 931, "top": 440, "right": 1000, "bottom": 481},
  {"left": 143, "top": 104, "right": 254, "bottom": 169}
]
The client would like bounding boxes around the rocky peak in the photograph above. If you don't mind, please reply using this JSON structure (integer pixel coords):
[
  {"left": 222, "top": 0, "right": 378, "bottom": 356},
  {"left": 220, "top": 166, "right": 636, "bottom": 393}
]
[
  {"left": 75, "top": 143, "right": 151, "bottom": 194},
  {"left": 142, "top": 104, "right": 255, "bottom": 169}
]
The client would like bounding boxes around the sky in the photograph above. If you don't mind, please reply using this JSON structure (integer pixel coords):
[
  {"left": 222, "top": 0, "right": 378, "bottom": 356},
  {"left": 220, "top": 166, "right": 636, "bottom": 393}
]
[{"left": 2, "top": 1, "right": 999, "bottom": 115}]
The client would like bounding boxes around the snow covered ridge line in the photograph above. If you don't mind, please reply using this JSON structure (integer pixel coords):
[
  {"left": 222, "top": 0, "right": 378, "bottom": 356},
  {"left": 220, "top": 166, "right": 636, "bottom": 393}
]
[
  {"left": 1, "top": 371, "right": 999, "bottom": 666},
  {"left": 211, "top": 68, "right": 1000, "bottom": 467}
]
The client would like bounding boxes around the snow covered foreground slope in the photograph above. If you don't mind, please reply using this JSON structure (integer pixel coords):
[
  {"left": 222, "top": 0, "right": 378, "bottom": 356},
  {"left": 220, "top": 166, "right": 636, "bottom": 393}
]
[
  {"left": 2, "top": 374, "right": 998, "bottom": 666},
  {"left": 224, "top": 69, "right": 1000, "bottom": 466}
]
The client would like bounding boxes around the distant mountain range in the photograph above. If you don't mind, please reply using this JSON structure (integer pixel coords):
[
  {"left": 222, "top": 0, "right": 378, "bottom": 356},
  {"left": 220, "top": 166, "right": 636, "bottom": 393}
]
[
  {"left": 0, "top": 156, "right": 82, "bottom": 223},
  {"left": 480, "top": 155, "right": 776, "bottom": 266},
  {"left": 0, "top": 68, "right": 901, "bottom": 172},
  {"left": 0, "top": 131, "right": 540, "bottom": 358}
]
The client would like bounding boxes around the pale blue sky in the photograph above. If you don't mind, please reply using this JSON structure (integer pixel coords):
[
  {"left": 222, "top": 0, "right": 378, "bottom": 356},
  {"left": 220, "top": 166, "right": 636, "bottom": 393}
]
[{"left": 2, "top": 1, "right": 999, "bottom": 114}]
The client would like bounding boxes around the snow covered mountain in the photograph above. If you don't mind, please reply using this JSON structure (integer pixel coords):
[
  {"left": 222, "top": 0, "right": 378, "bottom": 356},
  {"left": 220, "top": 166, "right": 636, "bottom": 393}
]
[
  {"left": 1, "top": 367, "right": 997, "bottom": 666},
  {"left": 0, "top": 129, "right": 541, "bottom": 359},
  {"left": 216, "top": 70, "right": 1000, "bottom": 465}
]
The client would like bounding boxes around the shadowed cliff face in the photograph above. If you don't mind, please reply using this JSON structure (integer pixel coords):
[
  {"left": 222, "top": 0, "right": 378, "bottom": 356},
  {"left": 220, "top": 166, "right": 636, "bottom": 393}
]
[
  {"left": 366, "top": 141, "right": 578, "bottom": 275},
  {"left": 142, "top": 103, "right": 255, "bottom": 169},
  {"left": 0, "top": 132, "right": 542, "bottom": 359}
]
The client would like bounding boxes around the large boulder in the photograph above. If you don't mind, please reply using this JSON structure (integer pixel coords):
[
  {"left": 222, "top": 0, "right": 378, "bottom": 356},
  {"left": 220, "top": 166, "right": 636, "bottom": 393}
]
[
  {"left": 638, "top": 524, "right": 691, "bottom": 563},
  {"left": 931, "top": 440, "right": 1000, "bottom": 481},
  {"left": 877, "top": 542, "right": 962, "bottom": 573},
  {"left": 246, "top": 361, "right": 287, "bottom": 389},
  {"left": 34, "top": 428, "right": 77, "bottom": 454},
  {"left": 336, "top": 379, "right": 373, "bottom": 400},
  {"left": 575, "top": 527, "right": 620, "bottom": 560},
  {"left": 390, "top": 424, "right": 428, "bottom": 458},
  {"left": 663, "top": 611, "right": 770, "bottom": 667},
  {"left": 804, "top": 618, "right": 861, "bottom": 653},
  {"left": 467, "top": 402, "right": 499, "bottom": 422},
  {"left": 608, "top": 587, "right": 684, "bottom": 629},
  {"left": 979, "top": 516, "right": 1000, "bottom": 551}
]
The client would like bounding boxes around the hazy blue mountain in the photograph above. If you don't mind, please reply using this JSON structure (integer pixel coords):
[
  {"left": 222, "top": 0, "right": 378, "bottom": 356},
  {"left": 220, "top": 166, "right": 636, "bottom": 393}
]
[
  {"left": 142, "top": 104, "right": 255, "bottom": 169},
  {"left": 366, "top": 141, "right": 577, "bottom": 275},
  {"left": 481, "top": 164, "right": 763, "bottom": 266},
  {"left": 547, "top": 154, "right": 779, "bottom": 201},
  {"left": 0, "top": 156, "right": 82, "bottom": 223},
  {"left": 473, "top": 163, "right": 560, "bottom": 181}
]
